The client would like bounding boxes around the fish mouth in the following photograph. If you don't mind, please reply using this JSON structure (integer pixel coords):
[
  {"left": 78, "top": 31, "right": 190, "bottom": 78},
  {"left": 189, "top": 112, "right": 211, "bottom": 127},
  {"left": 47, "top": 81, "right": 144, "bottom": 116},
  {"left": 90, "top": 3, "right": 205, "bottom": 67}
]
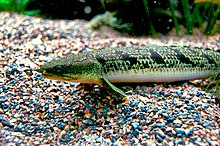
[
  {"left": 40, "top": 70, "right": 50, "bottom": 76},
  {"left": 33, "top": 67, "right": 45, "bottom": 73},
  {"left": 35, "top": 69, "right": 74, "bottom": 81}
]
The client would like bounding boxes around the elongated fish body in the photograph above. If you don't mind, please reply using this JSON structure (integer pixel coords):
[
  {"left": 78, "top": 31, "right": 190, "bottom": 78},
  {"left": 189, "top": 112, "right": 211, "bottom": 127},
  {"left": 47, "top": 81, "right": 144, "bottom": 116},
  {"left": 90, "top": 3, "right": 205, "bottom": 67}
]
[
  {"left": 37, "top": 45, "right": 220, "bottom": 97},
  {"left": 99, "top": 46, "right": 220, "bottom": 83}
]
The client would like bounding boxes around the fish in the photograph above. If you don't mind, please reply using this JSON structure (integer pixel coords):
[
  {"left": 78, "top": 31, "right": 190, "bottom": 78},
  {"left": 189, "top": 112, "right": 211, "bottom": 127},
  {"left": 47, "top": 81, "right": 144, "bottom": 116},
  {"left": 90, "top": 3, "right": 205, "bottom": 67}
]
[{"left": 37, "top": 45, "right": 220, "bottom": 99}]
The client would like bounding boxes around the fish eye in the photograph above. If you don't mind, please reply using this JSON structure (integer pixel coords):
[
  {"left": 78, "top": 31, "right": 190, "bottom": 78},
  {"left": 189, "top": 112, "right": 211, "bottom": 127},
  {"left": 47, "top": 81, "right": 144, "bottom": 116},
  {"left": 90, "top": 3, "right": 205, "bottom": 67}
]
[
  {"left": 54, "top": 65, "right": 62, "bottom": 72},
  {"left": 55, "top": 65, "right": 62, "bottom": 69}
]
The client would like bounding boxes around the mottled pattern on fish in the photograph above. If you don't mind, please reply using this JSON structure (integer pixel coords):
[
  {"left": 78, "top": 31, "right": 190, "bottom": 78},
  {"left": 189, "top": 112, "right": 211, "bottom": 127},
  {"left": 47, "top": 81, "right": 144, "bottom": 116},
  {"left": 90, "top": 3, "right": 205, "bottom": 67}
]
[
  {"left": 37, "top": 45, "right": 220, "bottom": 98},
  {"left": 38, "top": 45, "right": 220, "bottom": 83},
  {"left": 95, "top": 45, "right": 220, "bottom": 82}
]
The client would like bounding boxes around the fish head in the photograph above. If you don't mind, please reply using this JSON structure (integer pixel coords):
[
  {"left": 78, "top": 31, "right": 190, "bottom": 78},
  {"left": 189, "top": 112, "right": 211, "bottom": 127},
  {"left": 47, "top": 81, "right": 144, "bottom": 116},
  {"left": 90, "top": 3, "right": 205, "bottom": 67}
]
[{"left": 36, "top": 57, "right": 102, "bottom": 84}]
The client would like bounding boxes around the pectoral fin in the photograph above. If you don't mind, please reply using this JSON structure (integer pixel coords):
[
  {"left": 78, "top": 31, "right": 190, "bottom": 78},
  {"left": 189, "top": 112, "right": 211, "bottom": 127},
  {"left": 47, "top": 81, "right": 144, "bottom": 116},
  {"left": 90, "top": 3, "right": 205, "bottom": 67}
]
[{"left": 101, "top": 76, "right": 128, "bottom": 100}]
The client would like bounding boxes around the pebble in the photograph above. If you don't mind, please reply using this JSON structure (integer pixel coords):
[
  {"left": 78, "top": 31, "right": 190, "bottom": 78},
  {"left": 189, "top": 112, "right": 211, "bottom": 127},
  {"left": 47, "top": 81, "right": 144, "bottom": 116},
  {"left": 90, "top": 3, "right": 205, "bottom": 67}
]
[
  {"left": 176, "top": 128, "right": 186, "bottom": 136},
  {"left": 0, "top": 12, "right": 219, "bottom": 145},
  {"left": 130, "top": 100, "right": 139, "bottom": 107}
]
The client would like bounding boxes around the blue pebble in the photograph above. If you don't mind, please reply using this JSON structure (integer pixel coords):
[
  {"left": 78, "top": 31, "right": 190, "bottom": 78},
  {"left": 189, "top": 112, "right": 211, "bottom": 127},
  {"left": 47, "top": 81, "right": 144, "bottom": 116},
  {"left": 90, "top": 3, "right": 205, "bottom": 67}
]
[
  {"left": 12, "top": 67, "right": 18, "bottom": 71},
  {"left": 155, "top": 135, "right": 163, "bottom": 143},
  {"left": 31, "top": 122, "right": 38, "bottom": 126},
  {"left": 164, "top": 92, "right": 170, "bottom": 97},
  {"left": 181, "top": 115, "right": 188, "bottom": 119},
  {"left": 167, "top": 117, "right": 175, "bottom": 122},
  {"left": 124, "top": 107, "right": 129, "bottom": 113},
  {"left": 60, "top": 34, "right": 67, "bottom": 39},
  {"left": 84, "top": 135, "right": 89, "bottom": 141},
  {"left": 161, "top": 109, "right": 167, "bottom": 113},
  {"left": 131, "top": 122, "right": 139, "bottom": 129},
  {"left": 141, "top": 107, "right": 147, "bottom": 112},
  {"left": 139, "top": 113, "right": 145, "bottom": 119},
  {"left": 111, "top": 135, "right": 117, "bottom": 143},
  {"left": 105, "top": 125, "right": 110, "bottom": 130},
  {"left": 58, "top": 96, "right": 64, "bottom": 102},
  {"left": 39, "top": 126, "right": 46, "bottom": 131},
  {"left": 175, "top": 123, "right": 183, "bottom": 128},
  {"left": 176, "top": 128, "right": 186, "bottom": 136},
  {"left": 189, "top": 137, "right": 196, "bottom": 143},
  {"left": 202, "top": 103, "right": 208, "bottom": 109},
  {"left": 150, "top": 90, "right": 157, "bottom": 94},
  {"left": 84, "top": 119, "right": 93, "bottom": 125},
  {"left": 47, "top": 33, "right": 55, "bottom": 39},
  {"left": 0, "top": 98, "right": 5, "bottom": 103},
  {"left": 15, "top": 124, "right": 23, "bottom": 132},
  {"left": 71, "top": 95, "right": 78, "bottom": 100},
  {"left": 184, "top": 100, "right": 189, "bottom": 104},
  {"left": 2, "top": 120, "right": 14, "bottom": 128},
  {"left": 2, "top": 85, "right": 7, "bottom": 90},
  {"left": 63, "top": 118, "right": 69, "bottom": 123},
  {"left": 127, "top": 135, "right": 133, "bottom": 139},
  {"left": 96, "top": 137, "right": 102, "bottom": 143},
  {"left": 132, "top": 129, "right": 139, "bottom": 137},
  {"left": 130, "top": 100, "right": 139, "bottom": 107},
  {"left": 4, "top": 131, "right": 10, "bottom": 136},
  {"left": 157, "top": 132, "right": 165, "bottom": 139},
  {"left": 104, "top": 130, "right": 111, "bottom": 135},
  {"left": 140, "top": 93, "right": 148, "bottom": 97},
  {"left": 194, "top": 118, "right": 200, "bottom": 122},
  {"left": 176, "top": 104, "right": 183, "bottom": 108},
  {"left": 30, "top": 76, "right": 34, "bottom": 81},
  {"left": 176, "top": 139, "right": 185, "bottom": 145},
  {"left": 153, "top": 109, "right": 159, "bottom": 113},
  {"left": 29, "top": 89, "right": 34, "bottom": 93},
  {"left": 207, "top": 100, "right": 211, "bottom": 103},
  {"left": 188, "top": 103, "right": 195, "bottom": 107},
  {"left": 58, "top": 122, "right": 65, "bottom": 130},
  {"left": 39, "top": 138, "right": 44, "bottom": 143},
  {"left": 2, "top": 47, "right": 7, "bottom": 51},
  {"left": 161, "top": 113, "right": 169, "bottom": 118},
  {"left": 186, "top": 105, "right": 193, "bottom": 110},
  {"left": 202, "top": 121, "right": 212, "bottom": 127},
  {"left": 142, "top": 133, "right": 150, "bottom": 138},
  {"left": 133, "top": 122, "right": 142, "bottom": 131},
  {"left": 186, "top": 128, "right": 193, "bottom": 137},
  {"left": 166, "top": 131, "right": 173, "bottom": 137},
  {"left": 152, "top": 123, "right": 166, "bottom": 129},
  {"left": 133, "top": 89, "right": 139, "bottom": 94},
  {"left": 7, "top": 92, "right": 14, "bottom": 97},
  {"left": 159, "top": 91, "right": 164, "bottom": 95},
  {"left": 113, "top": 126, "right": 119, "bottom": 132},
  {"left": 70, "top": 82, "right": 75, "bottom": 86},
  {"left": 102, "top": 109, "right": 108, "bottom": 114},
  {"left": 20, "top": 114, "right": 24, "bottom": 118},
  {"left": 130, "top": 112, "right": 137, "bottom": 118},
  {"left": 0, "top": 95, "right": 5, "bottom": 98}
]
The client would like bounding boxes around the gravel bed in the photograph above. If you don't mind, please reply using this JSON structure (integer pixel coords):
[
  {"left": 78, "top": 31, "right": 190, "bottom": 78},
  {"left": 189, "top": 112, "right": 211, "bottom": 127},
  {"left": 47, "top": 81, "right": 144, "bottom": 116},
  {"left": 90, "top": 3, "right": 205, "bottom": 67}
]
[{"left": 0, "top": 12, "right": 219, "bottom": 145}]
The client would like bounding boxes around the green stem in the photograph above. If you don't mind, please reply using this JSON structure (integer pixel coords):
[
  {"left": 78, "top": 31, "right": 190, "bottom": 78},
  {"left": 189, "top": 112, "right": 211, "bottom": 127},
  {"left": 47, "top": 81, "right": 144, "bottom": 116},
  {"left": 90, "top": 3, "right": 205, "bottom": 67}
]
[
  {"left": 191, "top": 3, "right": 203, "bottom": 27},
  {"left": 181, "top": 0, "right": 193, "bottom": 34},
  {"left": 143, "top": 0, "right": 156, "bottom": 36},
  {"left": 168, "top": 0, "right": 179, "bottom": 36},
  {"left": 205, "top": 5, "right": 219, "bottom": 35}
]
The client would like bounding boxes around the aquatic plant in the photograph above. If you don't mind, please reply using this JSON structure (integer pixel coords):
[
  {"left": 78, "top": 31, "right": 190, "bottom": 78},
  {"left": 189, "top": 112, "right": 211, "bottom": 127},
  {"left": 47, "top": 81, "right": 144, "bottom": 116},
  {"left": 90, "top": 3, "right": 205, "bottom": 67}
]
[
  {"left": 86, "top": 11, "right": 133, "bottom": 33},
  {"left": 98, "top": 0, "right": 219, "bottom": 35},
  {"left": 0, "top": 0, "right": 40, "bottom": 15},
  {"left": 145, "top": 0, "right": 219, "bottom": 35}
]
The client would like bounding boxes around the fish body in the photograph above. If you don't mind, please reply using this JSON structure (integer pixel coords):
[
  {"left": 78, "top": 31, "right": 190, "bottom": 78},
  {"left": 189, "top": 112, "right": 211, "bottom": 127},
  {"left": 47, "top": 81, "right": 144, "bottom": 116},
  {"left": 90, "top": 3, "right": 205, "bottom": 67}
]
[{"left": 37, "top": 45, "right": 220, "bottom": 98}]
